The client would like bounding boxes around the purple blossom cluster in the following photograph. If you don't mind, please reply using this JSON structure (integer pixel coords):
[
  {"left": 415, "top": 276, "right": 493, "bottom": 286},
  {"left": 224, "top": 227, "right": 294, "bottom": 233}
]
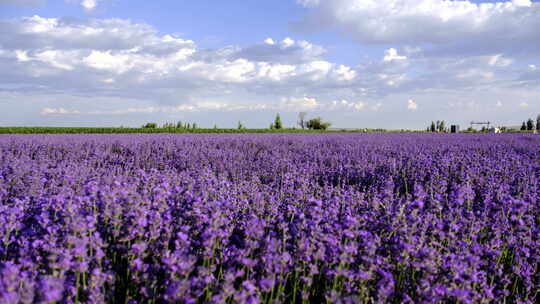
[{"left": 0, "top": 133, "right": 539, "bottom": 303}]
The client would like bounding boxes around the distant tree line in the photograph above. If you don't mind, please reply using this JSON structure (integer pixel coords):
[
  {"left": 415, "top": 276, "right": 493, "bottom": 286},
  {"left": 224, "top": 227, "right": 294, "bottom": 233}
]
[
  {"left": 520, "top": 115, "right": 540, "bottom": 131},
  {"left": 425, "top": 114, "right": 540, "bottom": 133},
  {"left": 267, "top": 113, "right": 332, "bottom": 130},
  {"left": 140, "top": 114, "right": 540, "bottom": 133},
  {"left": 140, "top": 113, "right": 333, "bottom": 131},
  {"left": 426, "top": 120, "right": 447, "bottom": 132},
  {"left": 142, "top": 121, "right": 199, "bottom": 129}
]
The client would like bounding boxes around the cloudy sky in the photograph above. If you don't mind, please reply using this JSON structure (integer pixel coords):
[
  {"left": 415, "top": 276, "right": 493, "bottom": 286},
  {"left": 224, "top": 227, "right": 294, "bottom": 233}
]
[{"left": 0, "top": 0, "right": 539, "bottom": 128}]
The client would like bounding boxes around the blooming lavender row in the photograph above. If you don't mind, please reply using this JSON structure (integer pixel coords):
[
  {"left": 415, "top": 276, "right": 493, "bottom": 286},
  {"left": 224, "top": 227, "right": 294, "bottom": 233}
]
[{"left": 0, "top": 133, "right": 538, "bottom": 303}]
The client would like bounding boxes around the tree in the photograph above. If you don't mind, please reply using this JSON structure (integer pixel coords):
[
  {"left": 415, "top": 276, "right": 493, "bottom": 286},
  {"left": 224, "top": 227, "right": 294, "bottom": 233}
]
[
  {"left": 298, "top": 112, "right": 307, "bottom": 129},
  {"left": 430, "top": 121, "right": 436, "bottom": 132},
  {"left": 527, "top": 118, "right": 534, "bottom": 131},
  {"left": 274, "top": 114, "right": 283, "bottom": 129},
  {"left": 176, "top": 121, "right": 184, "bottom": 129},
  {"left": 521, "top": 122, "right": 527, "bottom": 131},
  {"left": 142, "top": 122, "right": 157, "bottom": 128},
  {"left": 237, "top": 121, "right": 244, "bottom": 130},
  {"left": 306, "top": 117, "right": 331, "bottom": 130},
  {"left": 438, "top": 120, "right": 446, "bottom": 132},
  {"left": 536, "top": 115, "right": 540, "bottom": 132},
  {"left": 192, "top": 123, "right": 198, "bottom": 129}
]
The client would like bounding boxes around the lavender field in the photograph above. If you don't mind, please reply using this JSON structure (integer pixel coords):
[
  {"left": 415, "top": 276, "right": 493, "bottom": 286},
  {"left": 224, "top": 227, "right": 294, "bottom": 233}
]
[{"left": 0, "top": 133, "right": 539, "bottom": 303}]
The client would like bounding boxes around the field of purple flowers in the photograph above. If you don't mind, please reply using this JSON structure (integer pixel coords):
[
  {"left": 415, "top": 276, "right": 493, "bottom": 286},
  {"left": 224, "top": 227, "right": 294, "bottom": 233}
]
[{"left": 0, "top": 133, "right": 539, "bottom": 303}]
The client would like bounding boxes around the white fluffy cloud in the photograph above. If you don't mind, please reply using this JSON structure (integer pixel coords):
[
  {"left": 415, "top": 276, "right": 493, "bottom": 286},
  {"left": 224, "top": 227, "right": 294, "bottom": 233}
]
[
  {"left": 1, "top": 16, "right": 349, "bottom": 86},
  {"left": 1, "top": 13, "right": 539, "bottom": 128},
  {"left": 41, "top": 105, "right": 200, "bottom": 116},
  {"left": 296, "top": 0, "right": 540, "bottom": 102},
  {"left": 41, "top": 107, "right": 80, "bottom": 115},
  {"left": 280, "top": 96, "right": 319, "bottom": 111},
  {"left": 264, "top": 38, "right": 275, "bottom": 45},
  {"left": 383, "top": 48, "right": 407, "bottom": 62},
  {"left": 0, "top": 16, "right": 366, "bottom": 118},
  {"left": 296, "top": 0, "right": 540, "bottom": 57},
  {"left": 64, "top": 0, "right": 102, "bottom": 11},
  {"left": 407, "top": 99, "right": 418, "bottom": 110},
  {"left": 230, "top": 37, "right": 326, "bottom": 65},
  {"left": 80, "top": 0, "right": 98, "bottom": 10},
  {"left": 488, "top": 55, "right": 513, "bottom": 67},
  {"left": 330, "top": 99, "right": 367, "bottom": 111}
]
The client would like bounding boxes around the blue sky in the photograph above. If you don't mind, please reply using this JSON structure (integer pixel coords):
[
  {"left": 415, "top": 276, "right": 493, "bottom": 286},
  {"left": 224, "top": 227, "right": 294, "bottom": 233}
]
[{"left": 0, "top": 0, "right": 539, "bottom": 128}]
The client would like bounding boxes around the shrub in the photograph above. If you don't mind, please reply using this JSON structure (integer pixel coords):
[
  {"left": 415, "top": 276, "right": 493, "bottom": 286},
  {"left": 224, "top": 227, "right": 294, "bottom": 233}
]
[
  {"left": 306, "top": 117, "right": 331, "bottom": 130},
  {"left": 142, "top": 122, "right": 157, "bottom": 129}
]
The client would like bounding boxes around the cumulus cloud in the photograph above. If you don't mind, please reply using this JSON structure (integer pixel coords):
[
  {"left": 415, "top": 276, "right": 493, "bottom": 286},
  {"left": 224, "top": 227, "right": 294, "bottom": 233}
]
[
  {"left": 230, "top": 37, "right": 326, "bottom": 65},
  {"left": 264, "top": 38, "right": 275, "bottom": 45},
  {"left": 2, "top": 13, "right": 539, "bottom": 128},
  {"left": 383, "top": 48, "right": 407, "bottom": 62},
  {"left": 281, "top": 96, "right": 319, "bottom": 111},
  {"left": 41, "top": 105, "right": 201, "bottom": 116},
  {"left": 64, "top": 0, "right": 102, "bottom": 11},
  {"left": 488, "top": 55, "right": 513, "bottom": 67},
  {"left": 40, "top": 97, "right": 319, "bottom": 115},
  {"left": 37, "top": 95, "right": 389, "bottom": 117},
  {"left": 0, "top": 16, "right": 350, "bottom": 86},
  {"left": 301, "top": 0, "right": 540, "bottom": 99},
  {"left": 40, "top": 96, "right": 383, "bottom": 115},
  {"left": 41, "top": 107, "right": 80, "bottom": 115},
  {"left": 80, "top": 0, "right": 98, "bottom": 11},
  {"left": 330, "top": 99, "right": 366, "bottom": 111},
  {"left": 407, "top": 99, "right": 418, "bottom": 110},
  {"left": 295, "top": 0, "right": 540, "bottom": 57},
  {"left": 0, "top": 15, "right": 366, "bottom": 117}
]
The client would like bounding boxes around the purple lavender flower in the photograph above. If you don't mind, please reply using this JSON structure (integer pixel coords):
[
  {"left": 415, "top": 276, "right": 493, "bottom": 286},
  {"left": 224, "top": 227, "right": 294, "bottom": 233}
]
[{"left": 0, "top": 133, "right": 537, "bottom": 303}]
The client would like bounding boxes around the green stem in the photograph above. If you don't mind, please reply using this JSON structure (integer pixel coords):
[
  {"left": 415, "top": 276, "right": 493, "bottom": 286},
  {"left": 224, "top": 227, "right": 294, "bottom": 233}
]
[
  {"left": 292, "top": 271, "right": 298, "bottom": 304},
  {"left": 75, "top": 272, "right": 80, "bottom": 304}
]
